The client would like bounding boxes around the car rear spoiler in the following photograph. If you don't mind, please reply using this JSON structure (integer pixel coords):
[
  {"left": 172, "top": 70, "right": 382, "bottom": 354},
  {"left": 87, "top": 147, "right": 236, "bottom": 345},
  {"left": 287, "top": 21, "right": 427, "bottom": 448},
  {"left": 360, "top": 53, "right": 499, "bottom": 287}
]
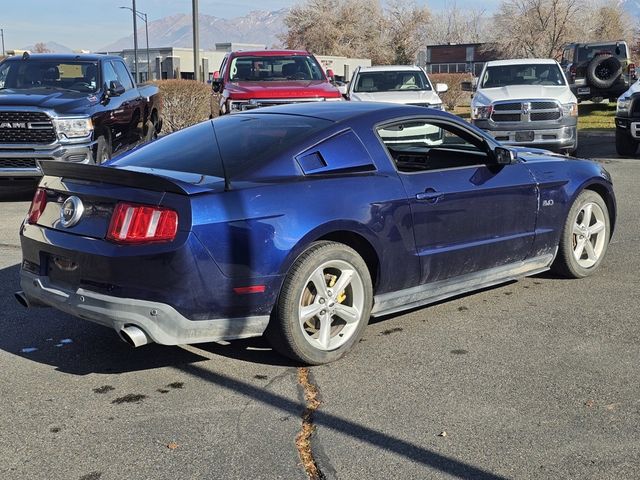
[{"left": 37, "top": 161, "right": 208, "bottom": 195}]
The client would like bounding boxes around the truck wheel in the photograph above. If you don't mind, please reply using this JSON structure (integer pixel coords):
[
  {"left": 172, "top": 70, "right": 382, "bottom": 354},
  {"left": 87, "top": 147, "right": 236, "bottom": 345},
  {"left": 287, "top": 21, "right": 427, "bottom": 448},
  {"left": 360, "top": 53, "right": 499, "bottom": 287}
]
[
  {"left": 142, "top": 120, "right": 157, "bottom": 142},
  {"left": 587, "top": 55, "right": 622, "bottom": 89},
  {"left": 615, "top": 128, "right": 638, "bottom": 156},
  {"left": 551, "top": 190, "right": 610, "bottom": 278},
  {"left": 266, "top": 241, "right": 373, "bottom": 365},
  {"left": 95, "top": 136, "right": 112, "bottom": 164}
]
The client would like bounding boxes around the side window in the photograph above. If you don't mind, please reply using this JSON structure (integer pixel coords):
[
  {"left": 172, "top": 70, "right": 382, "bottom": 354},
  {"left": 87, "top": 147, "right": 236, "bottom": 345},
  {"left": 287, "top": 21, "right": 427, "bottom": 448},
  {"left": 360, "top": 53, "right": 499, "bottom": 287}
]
[
  {"left": 103, "top": 61, "right": 118, "bottom": 88},
  {"left": 112, "top": 61, "right": 134, "bottom": 90},
  {"left": 377, "top": 120, "right": 489, "bottom": 172}
]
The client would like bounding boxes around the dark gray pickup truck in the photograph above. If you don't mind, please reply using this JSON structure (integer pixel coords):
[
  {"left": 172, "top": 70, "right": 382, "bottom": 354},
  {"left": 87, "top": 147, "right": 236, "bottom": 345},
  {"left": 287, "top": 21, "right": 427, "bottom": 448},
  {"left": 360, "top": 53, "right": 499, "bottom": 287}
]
[{"left": 0, "top": 53, "right": 162, "bottom": 189}]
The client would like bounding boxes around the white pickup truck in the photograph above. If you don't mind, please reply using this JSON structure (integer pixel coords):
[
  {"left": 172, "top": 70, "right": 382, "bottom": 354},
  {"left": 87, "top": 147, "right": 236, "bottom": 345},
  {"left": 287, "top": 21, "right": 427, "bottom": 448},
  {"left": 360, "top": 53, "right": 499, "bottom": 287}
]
[
  {"left": 345, "top": 65, "right": 447, "bottom": 109},
  {"left": 466, "top": 59, "right": 578, "bottom": 155}
]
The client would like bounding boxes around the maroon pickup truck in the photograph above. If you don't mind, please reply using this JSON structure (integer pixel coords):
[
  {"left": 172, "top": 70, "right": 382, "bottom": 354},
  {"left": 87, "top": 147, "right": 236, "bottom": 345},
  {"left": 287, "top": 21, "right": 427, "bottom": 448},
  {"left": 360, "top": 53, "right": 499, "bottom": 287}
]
[{"left": 211, "top": 50, "right": 342, "bottom": 115}]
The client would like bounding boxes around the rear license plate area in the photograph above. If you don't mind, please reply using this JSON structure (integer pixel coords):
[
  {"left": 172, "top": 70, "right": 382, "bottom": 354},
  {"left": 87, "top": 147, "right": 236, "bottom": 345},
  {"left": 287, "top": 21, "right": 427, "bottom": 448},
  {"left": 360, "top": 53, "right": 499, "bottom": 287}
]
[
  {"left": 577, "top": 87, "right": 590, "bottom": 95},
  {"left": 46, "top": 254, "right": 81, "bottom": 288},
  {"left": 515, "top": 131, "right": 534, "bottom": 142}
]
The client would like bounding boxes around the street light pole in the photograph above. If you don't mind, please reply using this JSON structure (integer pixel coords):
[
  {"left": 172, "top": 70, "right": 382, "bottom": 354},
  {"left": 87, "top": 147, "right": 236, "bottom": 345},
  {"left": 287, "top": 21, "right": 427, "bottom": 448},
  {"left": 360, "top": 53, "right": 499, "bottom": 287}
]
[
  {"left": 120, "top": 6, "right": 150, "bottom": 81},
  {"left": 1, "top": 29, "right": 5, "bottom": 56},
  {"left": 143, "top": 12, "right": 150, "bottom": 81},
  {"left": 132, "top": 0, "right": 140, "bottom": 83},
  {"left": 192, "top": 0, "right": 200, "bottom": 82}
]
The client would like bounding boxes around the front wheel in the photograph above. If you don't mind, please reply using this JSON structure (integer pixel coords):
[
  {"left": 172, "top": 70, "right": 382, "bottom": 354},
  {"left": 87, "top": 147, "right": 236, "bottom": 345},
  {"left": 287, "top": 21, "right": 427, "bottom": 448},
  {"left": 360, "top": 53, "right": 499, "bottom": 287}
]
[
  {"left": 615, "top": 128, "right": 638, "bottom": 156},
  {"left": 266, "top": 241, "right": 373, "bottom": 365},
  {"left": 95, "top": 135, "right": 112, "bottom": 164},
  {"left": 551, "top": 190, "right": 611, "bottom": 278}
]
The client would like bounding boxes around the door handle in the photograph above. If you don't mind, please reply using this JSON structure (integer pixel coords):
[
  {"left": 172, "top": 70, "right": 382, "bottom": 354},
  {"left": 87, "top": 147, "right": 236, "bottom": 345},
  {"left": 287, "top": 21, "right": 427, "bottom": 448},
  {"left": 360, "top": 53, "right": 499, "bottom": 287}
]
[{"left": 416, "top": 188, "right": 444, "bottom": 203}]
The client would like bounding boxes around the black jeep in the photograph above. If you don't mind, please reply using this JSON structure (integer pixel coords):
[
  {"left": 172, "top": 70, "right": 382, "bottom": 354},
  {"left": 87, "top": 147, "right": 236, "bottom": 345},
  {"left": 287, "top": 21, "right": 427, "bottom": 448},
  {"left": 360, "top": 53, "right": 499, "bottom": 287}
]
[{"left": 561, "top": 41, "right": 635, "bottom": 103}]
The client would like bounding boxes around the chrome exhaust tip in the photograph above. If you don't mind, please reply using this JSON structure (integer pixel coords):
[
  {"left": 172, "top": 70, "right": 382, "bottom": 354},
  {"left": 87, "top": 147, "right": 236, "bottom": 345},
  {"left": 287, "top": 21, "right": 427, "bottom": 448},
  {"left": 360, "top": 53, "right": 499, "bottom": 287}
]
[{"left": 119, "top": 325, "right": 151, "bottom": 348}]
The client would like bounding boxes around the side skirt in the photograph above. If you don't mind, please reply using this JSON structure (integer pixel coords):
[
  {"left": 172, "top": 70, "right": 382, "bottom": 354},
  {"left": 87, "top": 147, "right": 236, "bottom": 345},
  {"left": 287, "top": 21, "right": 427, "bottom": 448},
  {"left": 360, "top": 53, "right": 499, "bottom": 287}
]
[{"left": 371, "top": 253, "right": 555, "bottom": 318}]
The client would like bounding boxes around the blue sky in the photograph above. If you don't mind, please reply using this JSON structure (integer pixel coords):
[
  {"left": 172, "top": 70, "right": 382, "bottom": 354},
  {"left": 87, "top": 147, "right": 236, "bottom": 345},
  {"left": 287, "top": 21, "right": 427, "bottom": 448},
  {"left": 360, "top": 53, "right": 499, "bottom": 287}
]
[{"left": 2, "top": 0, "right": 499, "bottom": 51}]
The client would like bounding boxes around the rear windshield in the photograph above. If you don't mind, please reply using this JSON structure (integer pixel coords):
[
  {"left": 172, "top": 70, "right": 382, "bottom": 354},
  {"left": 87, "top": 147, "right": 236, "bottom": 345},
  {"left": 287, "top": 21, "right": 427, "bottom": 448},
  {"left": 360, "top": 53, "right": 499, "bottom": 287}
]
[
  {"left": 480, "top": 64, "right": 566, "bottom": 88},
  {"left": 110, "top": 114, "right": 332, "bottom": 179},
  {"left": 229, "top": 55, "right": 325, "bottom": 81},
  {"left": 0, "top": 59, "right": 99, "bottom": 93},
  {"left": 577, "top": 44, "right": 627, "bottom": 62},
  {"left": 354, "top": 70, "right": 432, "bottom": 92}
]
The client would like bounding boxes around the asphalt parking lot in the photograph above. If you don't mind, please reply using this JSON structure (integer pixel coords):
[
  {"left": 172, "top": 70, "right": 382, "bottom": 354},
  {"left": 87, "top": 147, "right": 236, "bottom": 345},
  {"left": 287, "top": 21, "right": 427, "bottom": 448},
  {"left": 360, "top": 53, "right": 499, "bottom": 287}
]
[{"left": 1, "top": 132, "right": 638, "bottom": 480}]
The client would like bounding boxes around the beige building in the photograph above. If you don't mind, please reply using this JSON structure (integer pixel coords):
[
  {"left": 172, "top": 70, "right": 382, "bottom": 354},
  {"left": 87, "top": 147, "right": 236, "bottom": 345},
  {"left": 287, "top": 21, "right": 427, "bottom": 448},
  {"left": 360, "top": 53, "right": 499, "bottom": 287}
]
[{"left": 103, "top": 43, "right": 370, "bottom": 82}]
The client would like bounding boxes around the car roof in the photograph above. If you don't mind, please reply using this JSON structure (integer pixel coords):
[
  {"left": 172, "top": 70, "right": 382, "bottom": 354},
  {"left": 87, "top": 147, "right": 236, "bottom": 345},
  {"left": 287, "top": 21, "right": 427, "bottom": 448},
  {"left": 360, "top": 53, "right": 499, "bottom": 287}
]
[
  {"left": 485, "top": 58, "right": 559, "bottom": 67},
  {"left": 236, "top": 101, "right": 451, "bottom": 123},
  {"left": 358, "top": 65, "right": 422, "bottom": 73},
  {"left": 231, "top": 50, "right": 311, "bottom": 57},
  {"left": 2, "top": 53, "right": 121, "bottom": 62}
]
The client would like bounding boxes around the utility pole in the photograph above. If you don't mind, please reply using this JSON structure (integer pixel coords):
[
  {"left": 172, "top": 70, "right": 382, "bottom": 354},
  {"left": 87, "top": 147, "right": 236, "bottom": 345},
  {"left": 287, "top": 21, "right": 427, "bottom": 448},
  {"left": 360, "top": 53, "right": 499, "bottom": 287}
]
[
  {"left": 192, "top": 0, "right": 200, "bottom": 82},
  {"left": 1, "top": 29, "right": 5, "bottom": 56},
  {"left": 132, "top": 0, "right": 140, "bottom": 83}
]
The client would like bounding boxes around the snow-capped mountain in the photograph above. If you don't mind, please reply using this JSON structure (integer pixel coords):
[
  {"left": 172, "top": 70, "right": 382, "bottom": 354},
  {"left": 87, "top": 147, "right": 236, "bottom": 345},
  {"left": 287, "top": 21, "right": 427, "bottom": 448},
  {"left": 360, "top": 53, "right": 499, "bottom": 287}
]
[{"left": 100, "top": 9, "right": 288, "bottom": 52}]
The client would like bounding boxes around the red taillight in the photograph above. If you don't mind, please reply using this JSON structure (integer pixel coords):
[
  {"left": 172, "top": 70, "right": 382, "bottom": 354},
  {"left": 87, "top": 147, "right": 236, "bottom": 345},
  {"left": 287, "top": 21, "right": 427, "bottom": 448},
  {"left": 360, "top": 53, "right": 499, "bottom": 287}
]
[
  {"left": 107, "top": 202, "right": 178, "bottom": 244},
  {"left": 233, "top": 285, "right": 266, "bottom": 295},
  {"left": 629, "top": 63, "right": 636, "bottom": 81},
  {"left": 27, "top": 188, "right": 47, "bottom": 224}
]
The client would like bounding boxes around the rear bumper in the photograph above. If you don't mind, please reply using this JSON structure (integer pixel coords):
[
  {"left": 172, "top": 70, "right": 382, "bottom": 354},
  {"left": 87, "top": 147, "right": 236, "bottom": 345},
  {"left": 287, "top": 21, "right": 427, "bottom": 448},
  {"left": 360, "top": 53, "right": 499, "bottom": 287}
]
[
  {"left": 0, "top": 140, "right": 96, "bottom": 179},
  {"left": 20, "top": 271, "right": 270, "bottom": 345}
]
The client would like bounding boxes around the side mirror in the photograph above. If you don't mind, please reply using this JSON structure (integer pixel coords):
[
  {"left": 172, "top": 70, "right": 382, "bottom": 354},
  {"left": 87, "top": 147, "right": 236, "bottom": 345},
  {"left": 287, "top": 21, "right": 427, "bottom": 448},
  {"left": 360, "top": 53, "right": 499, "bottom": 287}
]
[
  {"left": 212, "top": 79, "right": 222, "bottom": 93},
  {"left": 494, "top": 146, "right": 516, "bottom": 165},
  {"left": 109, "top": 80, "right": 125, "bottom": 96},
  {"left": 461, "top": 81, "right": 474, "bottom": 92},
  {"left": 435, "top": 83, "right": 448, "bottom": 93}
]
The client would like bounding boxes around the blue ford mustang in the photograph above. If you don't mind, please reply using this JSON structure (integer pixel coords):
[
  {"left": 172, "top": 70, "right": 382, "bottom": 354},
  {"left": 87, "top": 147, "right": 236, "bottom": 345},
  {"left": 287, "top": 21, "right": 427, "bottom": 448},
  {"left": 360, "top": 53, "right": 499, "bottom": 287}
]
[{"left": 17, "top": 103, "right": 616, "bottom": 364}]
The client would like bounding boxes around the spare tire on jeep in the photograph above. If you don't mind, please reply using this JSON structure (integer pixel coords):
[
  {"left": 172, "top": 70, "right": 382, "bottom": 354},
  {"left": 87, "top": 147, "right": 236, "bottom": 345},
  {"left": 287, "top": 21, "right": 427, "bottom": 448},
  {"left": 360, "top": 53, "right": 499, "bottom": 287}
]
[{"left": 587, "top": 54, "right": 623, "bottom": 89}]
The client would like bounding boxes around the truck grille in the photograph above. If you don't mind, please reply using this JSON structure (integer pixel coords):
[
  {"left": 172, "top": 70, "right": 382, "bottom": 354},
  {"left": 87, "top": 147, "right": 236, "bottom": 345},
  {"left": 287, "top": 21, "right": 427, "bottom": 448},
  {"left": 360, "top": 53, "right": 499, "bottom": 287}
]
[
  {"left": 0, "top": 157, "right": 42, "bottom": 168},
  {"left": 239, "top": 98, "right": 326, "bottom": 111},
  {"left": 491, "top": 101, "right": 561, "bottom": 123},
  {"left": 0, "top": 111, "right": 56, "bottom": 144}
]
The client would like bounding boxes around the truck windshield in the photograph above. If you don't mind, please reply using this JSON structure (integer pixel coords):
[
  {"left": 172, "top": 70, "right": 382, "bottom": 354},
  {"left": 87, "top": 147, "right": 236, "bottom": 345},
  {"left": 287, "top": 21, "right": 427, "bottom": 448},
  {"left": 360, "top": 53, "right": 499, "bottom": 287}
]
[
  {"left": 228, "top": 55, "right": 325, "bottom": 81},
  {"left": 577, "top": 44, "right": 627, "bottom": 62},
  {"left": 480, "top": 64, "right": 566, "bottom": 88},
  {"left": 0, "top": 59, "right": 100, "bottom": 93},
  {"left": 354, "top": 70, "right": 432, "bottom": 92}
]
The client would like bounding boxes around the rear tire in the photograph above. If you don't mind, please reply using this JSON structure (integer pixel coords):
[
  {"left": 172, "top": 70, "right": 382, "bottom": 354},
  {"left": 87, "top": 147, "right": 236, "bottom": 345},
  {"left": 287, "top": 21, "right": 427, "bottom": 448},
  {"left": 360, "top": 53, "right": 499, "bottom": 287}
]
[
  {"left": 266, "top": 241, "right": 373, "bottom": 365},
  {"left": 551, "top": 190, "right": 610, "bottom": 278},
  {"left": 615, "top": 128, "right": 638, "bottom": 156},
  {"left": 95, "top": 135, "right": 112, "bottom": 164}
]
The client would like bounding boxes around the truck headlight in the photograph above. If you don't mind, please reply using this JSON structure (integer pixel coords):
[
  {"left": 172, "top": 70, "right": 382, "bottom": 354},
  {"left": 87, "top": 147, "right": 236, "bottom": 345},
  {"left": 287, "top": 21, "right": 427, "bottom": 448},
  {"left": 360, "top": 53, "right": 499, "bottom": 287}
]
[
  {"left": 617, "top": 97, "right": 632, "bottom": 114},
  {"left": 472, "top": 105, "right": 493, "bottom": 120},
  {"left": 561, "top": 102, "right": 578, "bottom": 117},
  {"left": 227, "top": 100, "right": 249, "bottom": 113},
  {"left": 54, "top": 117, "right": 93, "bottom": 139},
  {"left": 430, "top": 103, "right": 445, "bottom": 111}
]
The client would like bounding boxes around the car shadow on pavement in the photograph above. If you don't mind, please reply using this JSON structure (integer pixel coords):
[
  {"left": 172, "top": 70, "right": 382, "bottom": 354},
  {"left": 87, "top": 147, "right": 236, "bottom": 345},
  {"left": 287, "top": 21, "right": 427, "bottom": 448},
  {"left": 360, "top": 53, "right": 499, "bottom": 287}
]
[{"left": 175, "top": 361, "right": 510, "bottom": 480}]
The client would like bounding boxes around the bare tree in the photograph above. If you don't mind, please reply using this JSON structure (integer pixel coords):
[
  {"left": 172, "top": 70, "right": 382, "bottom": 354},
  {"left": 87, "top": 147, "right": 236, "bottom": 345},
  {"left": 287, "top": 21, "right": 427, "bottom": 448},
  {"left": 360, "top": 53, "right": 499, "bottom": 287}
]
[
  {"left": 589, "top": 6, "right": 632, "bottom": 43},
  {"left": 490, "top": 0, "right": 580, "bottom": 59},
  {"left": 428, "top": 1, "right": 489, "bottom": 45},
  {"left": 281, "top": 0, "right": 389, "bottom": 64},
  {"left": 33, "top": 42, "right": 52, "bottom": 53},
  {"left": 385, "top": 0, "right": 430, "bottom": 64},
  {"left": 282, "top": 0, "right": 433, "bottom": 65}
]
